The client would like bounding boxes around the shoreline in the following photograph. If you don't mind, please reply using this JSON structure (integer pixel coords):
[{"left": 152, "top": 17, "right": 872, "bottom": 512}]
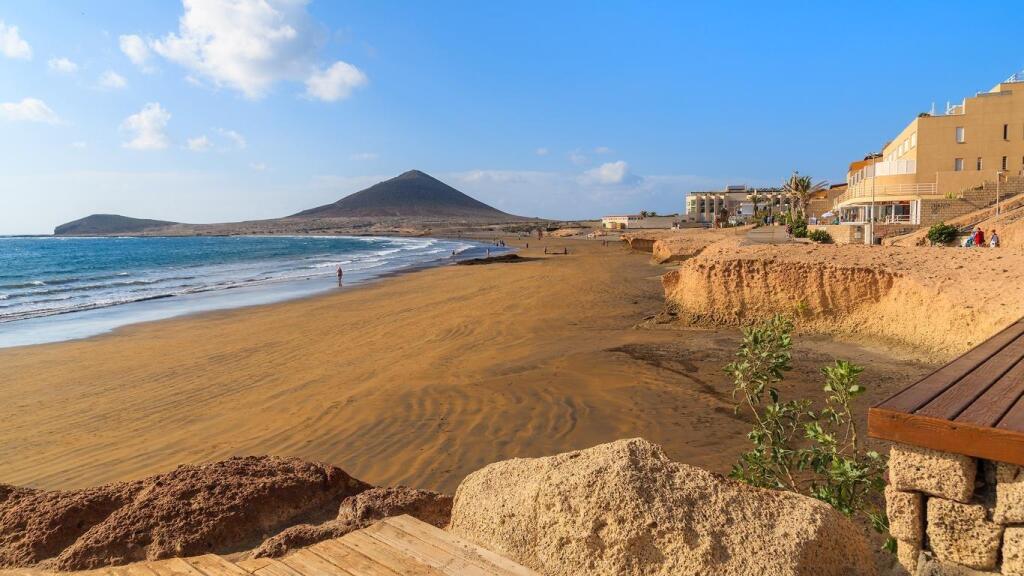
[
  {"left": 0, "top": 237, "right": 934, "bottom": 493},
  {"left": 0, "top": 236, "right": 509, "bottom": 349}
]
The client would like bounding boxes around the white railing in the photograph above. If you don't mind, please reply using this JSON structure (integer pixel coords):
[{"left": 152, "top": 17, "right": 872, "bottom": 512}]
[{"left": 835, "top": 182, "right": 939, "bottom": 207}]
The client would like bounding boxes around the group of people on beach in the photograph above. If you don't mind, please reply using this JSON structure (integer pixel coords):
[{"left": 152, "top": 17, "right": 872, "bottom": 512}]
[{"left": 964, "top": 227, "right": 1000, "bottom": 248}]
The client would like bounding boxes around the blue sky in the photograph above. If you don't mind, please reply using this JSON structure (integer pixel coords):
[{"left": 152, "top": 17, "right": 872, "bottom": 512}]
[{"left": 2, "top": 0, "right": 1023, "bottom": 234}]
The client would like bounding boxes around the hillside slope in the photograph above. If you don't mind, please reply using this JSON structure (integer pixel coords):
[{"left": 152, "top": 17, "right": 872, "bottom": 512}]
[
  {"left": 291, "top": 170, "right": 520, "bottom": 219},
  {"left": 54, "top": 214, "right": 177, "bottom": 236}
]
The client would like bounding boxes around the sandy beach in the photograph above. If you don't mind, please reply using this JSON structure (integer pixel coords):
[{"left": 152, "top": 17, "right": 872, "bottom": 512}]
[{"left": 0, "top": 238, "right": 933, "bottom": 493}]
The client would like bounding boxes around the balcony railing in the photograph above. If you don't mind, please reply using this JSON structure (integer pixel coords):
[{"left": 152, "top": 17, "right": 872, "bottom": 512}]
[
  {"left": 834, "top": 182, "right": 939, "bottom": 208},
  {"left": 849, "top": 160, "right": 916, "bottom": 185}
]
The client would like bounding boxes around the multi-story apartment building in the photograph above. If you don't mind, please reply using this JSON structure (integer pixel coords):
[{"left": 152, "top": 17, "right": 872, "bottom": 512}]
[{"left": 835, "top": 74, "right": 1024, "bottom": 228}]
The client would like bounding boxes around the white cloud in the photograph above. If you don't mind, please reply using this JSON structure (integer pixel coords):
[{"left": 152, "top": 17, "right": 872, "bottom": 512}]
[
  {"left": 0, "top": 98, "right": 59, "bottom": 124},
  {"left": 250, "top": 162, "right": 267, "bottom": 171},
  {"left": 71, "top": 141, "right": 87, "bottom": 149},
  {"left": 216, "top": 128, "right": 246, "bottom": 149},
  {"left": 121, "top": 103, "right": 171, "bottom": 150},
  {"left": 48, "top": 57, "right": 78, "bottom": 73},
  {"left": 350, "top": 152, "right": 378, "bottom": 161},
  {"left": 187, "top": 135, "right": 211, "bottom": 151},
  {"left": 535, "top": 147, "right": 549, "bottom": 156},
  {"left": 119, "top": 34, "right": 153, "bottom": 71},
  {"left": 0, "top": 20, "right": 31, "bottom": 60},
  {"left": 151, "top": 0, "right": 367, "bottom": 101},
  {"left": 98, "top": 70, "right": 128, "bottom": 89},
  {"left": 594, "top": 146, "right": 612, "bottom": 154},
  {"left": 580, "top": 160, "right": 638, "bottom": 185},
  {"left": 568, "top": 149, "right": 588, "bottom": 165},
  {"left": 304, "top": 61, "right": 367, "bottom": 102}
]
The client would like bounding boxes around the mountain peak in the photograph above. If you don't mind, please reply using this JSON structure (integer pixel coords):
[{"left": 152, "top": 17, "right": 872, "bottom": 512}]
[{"left": 290, "top": 170, "right": 522, "bottom": 220}]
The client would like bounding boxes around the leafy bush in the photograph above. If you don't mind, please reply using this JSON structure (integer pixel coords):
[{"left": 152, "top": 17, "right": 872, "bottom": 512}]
[
  {"left": 807, "top": 229, "right": 833, "bottom": 243},
  {"left": 926, "top": 222, "right": 958, "bottom": 245},
  {"left": 791, "top": 222, "right": 808, "bottom": 238},
  {"left": 725, "top": 315, "right": 892, "bottom": 550}
]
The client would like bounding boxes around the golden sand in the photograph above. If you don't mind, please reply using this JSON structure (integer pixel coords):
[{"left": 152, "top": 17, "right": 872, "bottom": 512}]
[{"left": 0, "top": 239, "right": 930, "bottom": 492}]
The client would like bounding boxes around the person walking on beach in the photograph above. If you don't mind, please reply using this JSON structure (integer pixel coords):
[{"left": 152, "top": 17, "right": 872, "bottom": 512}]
[
  {"left": 336, "top": 266, "right": 344, "bottom": 286},
  {"left": 973, "top": 227, "right": 985, "bottom": 248},
  {"left": 991, "top": 230, "right": 1001, "bottom": 248}
]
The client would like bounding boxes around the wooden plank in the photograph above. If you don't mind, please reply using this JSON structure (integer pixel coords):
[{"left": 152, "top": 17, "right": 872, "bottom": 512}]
[
  {"left": 184, "top": 556, "right": 250, "bottom": 576},
  {"left": 147, "top": 559, "right": 209, "bottom": 576},
  {"left": 310, "top": 543, "right": 398, "bottom": 576},
  {"left": 956, "top": 354, "right": 1024, "bottom": 427},
  {"left": 280, "top": 550, "right": 355, "bottom": 576},
  {"left": 246, "top": 560, "right": 304, "bottom": 576},
  {"left": 362, "top": 523, "right": 493, "bottom": 576},
  {"left": 877, "top": 321, "right": 1024, "bottom": 413},
  {"left": 997, "top": 389, "right": 1024, "bottom": 432},
  {"left": 383, "top": 516, "right": 537, "bottom": 576},
  {"left": 325, "top": 533, "right": 433, "bottom": 576},
  {"left": 918, "top": 334, "right": 1024, "bottom": 420},
  {"left": 117, "top": 564, "right": 160, "bottom": 576},
  {"left": 234, "top": 559, "right": 274, "bottom": 574},
  {"left": 868, "top": 407, "right": 1024, "bottom": 466}
]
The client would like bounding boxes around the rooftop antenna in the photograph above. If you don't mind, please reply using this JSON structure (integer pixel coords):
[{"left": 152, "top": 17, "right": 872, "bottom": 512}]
[{"left": 929, "top": 102, "right": 936, "bottom": 116}]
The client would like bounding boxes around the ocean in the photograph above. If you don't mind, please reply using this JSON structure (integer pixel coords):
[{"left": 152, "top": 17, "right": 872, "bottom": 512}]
[{"left": 0, "top": 235, "right": 497, "bottom": 347}]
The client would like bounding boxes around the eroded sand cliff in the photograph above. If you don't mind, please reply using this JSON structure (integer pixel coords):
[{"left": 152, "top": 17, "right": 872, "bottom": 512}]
[{"left": 626, "top": 229, "right": 1024, "bottom": 360}]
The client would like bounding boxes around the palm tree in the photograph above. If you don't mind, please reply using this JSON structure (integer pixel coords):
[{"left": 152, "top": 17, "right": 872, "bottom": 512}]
[{"left": 781, "top": 171, "right": 829, "bottom": 219}]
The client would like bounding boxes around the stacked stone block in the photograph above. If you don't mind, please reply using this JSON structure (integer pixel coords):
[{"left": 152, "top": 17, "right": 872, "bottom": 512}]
[{"left": 886, "top": 444, "right": 1024, "bottom": 575}]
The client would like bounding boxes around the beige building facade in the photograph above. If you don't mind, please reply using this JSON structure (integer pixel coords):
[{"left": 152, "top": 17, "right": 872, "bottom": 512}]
[{"left": 836, "top": 75, "right": 1024, "bottom": 228}]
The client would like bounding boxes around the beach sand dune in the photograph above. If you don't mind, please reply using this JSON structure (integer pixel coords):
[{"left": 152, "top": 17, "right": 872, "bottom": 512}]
[{"left": 0, "top": 240, "right": 931, "bottom": 492}]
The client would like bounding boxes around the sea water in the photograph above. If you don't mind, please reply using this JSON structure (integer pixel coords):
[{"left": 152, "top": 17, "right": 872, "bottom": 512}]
[{"left": 0, "top": 235, "right": 497, "bottom": 347}]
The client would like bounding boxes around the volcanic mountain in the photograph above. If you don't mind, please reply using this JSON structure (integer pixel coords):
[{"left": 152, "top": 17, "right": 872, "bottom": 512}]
[
  {"left": 54, "top": 214, "right": 178, "bottom": 235},
  {"left": 290, "top": 170, "right": 520, "bottom": 219}
]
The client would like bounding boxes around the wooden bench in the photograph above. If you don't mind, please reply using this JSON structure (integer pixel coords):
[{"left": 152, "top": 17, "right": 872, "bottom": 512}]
[{"left": 868, "top": 319, "right": 1024, "bottom": 465}]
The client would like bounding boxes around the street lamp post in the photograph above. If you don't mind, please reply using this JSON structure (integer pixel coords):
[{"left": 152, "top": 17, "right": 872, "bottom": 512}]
[
  {"left": 997, "top": 171, "right": 1006, "bottom": 215},
  {"left": 869, "top": 168, "right": 876, "bottom": 246}
]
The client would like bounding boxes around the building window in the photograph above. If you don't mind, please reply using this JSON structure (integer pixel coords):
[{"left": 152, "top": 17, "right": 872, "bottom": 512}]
[
  {"left": 1003, "top": 156, "right": 1009, "bottom": 171},
  {"left": 1005, "top": 124, "right": 1010, "bottom": 140},
  {"left": 977, "top": 157, "right": 984, "bottom": 171},
  {"left": 956, "top": 127, "right": 965, "bottom": 143},
  {"left": 954, "top": 158, "right": 964, "bottom": 171},
  {"left": 911, "top": 132, "right": 917, "bottom": 148}
]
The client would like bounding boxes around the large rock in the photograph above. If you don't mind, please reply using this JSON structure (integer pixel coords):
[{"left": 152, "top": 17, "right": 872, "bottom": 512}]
[
  {"left": 0, "top": 456, "right": 369, "bottom": 570},
  {"left": 448, "top": 438, "right": 875, "bottom": 576}
]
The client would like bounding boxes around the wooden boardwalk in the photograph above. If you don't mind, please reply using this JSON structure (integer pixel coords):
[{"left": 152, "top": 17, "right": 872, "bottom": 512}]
[
  {"left": 869, "top": 319, "right": 1024, "bottom": 465},
  {"left": 0, "top": 516, "right": 537, "bottom": 576}
]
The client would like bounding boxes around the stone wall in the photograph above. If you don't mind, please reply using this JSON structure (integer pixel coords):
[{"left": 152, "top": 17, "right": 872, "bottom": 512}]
[{"left": 886, "top": 443, "right": 1023, "bottom": 574}]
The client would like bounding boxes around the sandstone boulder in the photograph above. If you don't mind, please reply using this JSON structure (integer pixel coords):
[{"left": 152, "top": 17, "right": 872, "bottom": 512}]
[
  {"left": 0, "top": 456, "right": 369, "bottom": 570},
  {"left": 448, "top": 438, "right": 875, "bottom": 576}
]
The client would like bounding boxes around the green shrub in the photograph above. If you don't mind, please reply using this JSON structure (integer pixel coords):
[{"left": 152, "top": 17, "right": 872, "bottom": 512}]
[
  {"left": 792, "top": 222, "right": 808, "bottom": 238},
  {"left": 926, "top": 222, "right": 958, "bottom": 245},
  {"left": 726, "top": 315, "right": 892, "bottom": 551},
  {"left": 807, "top": 229, "right": 833, "bottom": 243}
]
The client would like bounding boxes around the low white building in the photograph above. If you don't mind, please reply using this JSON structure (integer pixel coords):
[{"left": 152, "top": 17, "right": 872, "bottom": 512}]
[{"left": 601, "top": 214, "right": 678, "bottom": 230}]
